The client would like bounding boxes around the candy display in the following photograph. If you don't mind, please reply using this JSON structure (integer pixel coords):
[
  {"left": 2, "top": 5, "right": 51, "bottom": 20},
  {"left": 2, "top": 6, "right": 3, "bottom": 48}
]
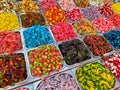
[
  {"left": 17, "top": 87, "right": 29, "bottom": 90},
  {"left": 59, "top": 39, "right": 91, "bottom": 65},
  {"left": 73, "top": 18, "right": 96, "bottom": 36},
  {"left": 50, "top": 22, "right": 77, "bottom": 42},
  {"left": 40, "top": 0, "right": 58, "bottom": 13},
  {"left": 0, "top": 13, "right": 20, "bottom": 32},
  {"left": 73, "top": 0, "right": 89, "bottom": 8},
  {"left": 44, "top": 6, "right": 66, "bottom": 25},
  {"left": 98, "top": 2, "right": 114, "bottom": 17},
  {"left": 65, "top": 8, "right": 83, "bottom": 22},
  {"left": 0, "top": 0, "right": 18, "bottom": 14},
  {"left": 18, "top": 1, "right": 40, "bottom": 13},
  {"left": 103, "top": 30, "right": 120, "bottom": 49},
  {"left": 36, "top": 73, "right": 79, "bottom": 90},
  {"left": 81, "top": 6, "right": 102, "bottom": 21},
  {"left": 0, "top": 31, "right": 22, "bottom": 54},
  {"left": 110, "top": 14, "right": 120, "bottom": 28},
  {"left": 0, "top": 53, "right": 27, "bottom": 88},
  {"left": 83, "top": 35, "right": 113, "bottom": 56},
  {"left": 23, "top": 25, "right": 53, "bottom": 48},
  {"left": 58, "top": 0, "right": 76, "bottom": 11},
  {"left": 76, "top": 62, "right": 115, "bottom": 90},
  {"left": 104, "top": 53, "right": 120, "bottom": 80},
  {"left": 89, "top": 0, "right": 103, "bottom": 6},
  {"left": 112, "top": 2, "right": 120, "bottom": 14},
  {"left": 28, "top": 45, "right": 63, "bottom": 77},
  {"left": 20, "top": 13, "right": 46, "bottom": 28},
  {"left": 92, "top": 17, "right": 115, "bottom": 33}
]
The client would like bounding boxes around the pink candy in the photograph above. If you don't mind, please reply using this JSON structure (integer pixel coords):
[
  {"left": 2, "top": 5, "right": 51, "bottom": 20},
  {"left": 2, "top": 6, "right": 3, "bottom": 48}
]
[
  {"left": 40, "top": 0, "right": 58, "bottom": 12},
  {"left": 92, "top": 17, "right": 115, "bottom": 33},
  {"left": 0, "top": 31, "right": 22, "bottom": 54},
  {"left": 65, "top": 8, "right": 83, "bottom": 22},
  {"left": 51, "top": 22, "right": 77, "bottom": 42},
  {"left": 58, "top": 0, "right": 76, "bottom": 11}
]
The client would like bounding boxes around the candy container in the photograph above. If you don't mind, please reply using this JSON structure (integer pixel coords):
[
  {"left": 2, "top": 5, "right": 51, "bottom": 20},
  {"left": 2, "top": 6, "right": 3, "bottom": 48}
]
[
  {"left": 20, "top": 13, "right": 46, "bottom": 28},
  {"left": 0, "top": 53, "right": 27, "bottom": 88},
  {"left": 0, "top": 13, "right": 20, "bottom": 32},
  {"left": 28, "top": 45, "right": 63, "bottom": 77},
  {"left": 92, "top": 17, "right": 115, "bottom": 33},
  {"left": 0, "top": 0, "right": 18, "bottom": 14},
  {"left": 23, "top": 25, "right": 53, "bottom": 48},
  {"left": 59, "top": 39, "right": 91, "bottom": 65},
  {"left": 104, "top": 53, "right": 120, "bottom": 80},
  {"left": 44, "top": 6, "right": 66, "bottom": 25},
  {"left": 83, "top": 35, "right": 113, "bottom": 56},
  {"left": 65, "top": 8, "right": 83, "bottom": 22},
  {"left": 18, "top": 0, "right": 40, "bottom": 13},
  {"left": 110, "top": 14, "right": 120, "bottom": 28},
  {"left": 0, "top": 31, "right": 22, "bottom": 54},
  {"left": 81, "top": 6, "right": 102, "bottom": 21},
  {"left": 112, "top": 2, "right": 120, "bottom": 14},
  {"left": 40, "top": 0, "right": 58, "bottom": 13},
  {"left": 50, "top": 22, "right": 77, "bottom": 42},
  {"left": 36, "top": 73, "right": 79, "bottom": 90},
  {"left": 58, "top": 0, "right": 76, "bottom": 11},
  {"left": 73, "top": 0, "right": 89, "bottom": 8},
  {"left": 76, "top": 62, "right": 115, "bottom": 90},
  {"left": 89, "top": 0, "right": 103, "bottom": 6},
  {"left": 98, "top": 2, "right": 114, "bottom": 17},
  {"left": 73, "top": 18, "right": 97, "bottom": 36},
  {"left": 103, "top": 30, "right": 120, "bottom": 49}
]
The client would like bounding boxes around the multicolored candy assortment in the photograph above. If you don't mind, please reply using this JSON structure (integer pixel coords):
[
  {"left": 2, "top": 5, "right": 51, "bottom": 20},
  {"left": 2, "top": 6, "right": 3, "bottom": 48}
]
[
  {"left": 0, "top": 53, "right": 27, "bottom": 88},
  {"left": 76, "top": 62, "right": 115, "bottom": 90},
  {"left": 83, "top": 35, "right": 113, "bottom": 56},
  {"left": 28, "top": 45, "right": 63, "bottom": 77}
]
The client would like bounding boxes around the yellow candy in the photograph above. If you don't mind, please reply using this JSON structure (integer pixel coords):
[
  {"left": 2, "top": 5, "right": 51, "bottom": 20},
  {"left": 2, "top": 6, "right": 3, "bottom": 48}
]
[
  {"left": 112, "top": 2, "right": 120, "bottom": 14},
  {"left": 0, "top": 13, "right": 20, "bottom": 32}
]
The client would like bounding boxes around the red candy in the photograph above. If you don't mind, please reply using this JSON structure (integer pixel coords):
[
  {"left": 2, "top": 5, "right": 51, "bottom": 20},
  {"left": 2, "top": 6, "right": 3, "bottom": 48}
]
[
  {"left": 110, "top": 14, "right": 120, "bottom": 28},
  {"left": 92, "top": 17, "right": 115, "bottom": 33},
  {"left": 104, "top": 53, "right": 120, "bottom": 79},
  {"left": 65, "top": 8, "right": 83, "bottom": 22},
  {"left": 0, "top": 31, "right": 22, "bottom": 54},
  {"left": 50, "top": 22, "right": 77, "bottom": 42},
  {"left": 99, "top": 2, "right": 114, "bottom": 17}
]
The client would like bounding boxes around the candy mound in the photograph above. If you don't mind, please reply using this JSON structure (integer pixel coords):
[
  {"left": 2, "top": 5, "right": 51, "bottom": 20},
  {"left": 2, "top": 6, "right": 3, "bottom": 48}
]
[
  {"left": 36, "top": 73, "right": 79, "bottom": 90},
  {"left": 83, "top": 35, "right": 113, "bottom": 56},
  {"left": 76, "top": 62, "right": 115, "bottom": 90},
  {"left": 28, "top": 45, "right": 63, "bottom": 77},
  {"left": 23, "top": 25, "right": 53, "bottom": 48},
  {"left": 20, "top": 13, "right": 46, "bottom": 28},
  {"left": 0, "top": 53, "right": 27, "bottom": 88},
  {"left": 0, "top": 31, "right": 22, "bottom": 54},
  {"left": 59, "top": 39, "right": 91, "bottom": 65}
]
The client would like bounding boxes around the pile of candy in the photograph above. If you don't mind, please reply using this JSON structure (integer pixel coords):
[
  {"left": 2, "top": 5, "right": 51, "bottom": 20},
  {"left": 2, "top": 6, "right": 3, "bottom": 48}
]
[
  {"left": 0, "top": 13, "right": 20, "bottom": 32},
  {"left": 0, "top": 53, "right": 27, "bottom": 88},
  {"left": 0, "top": 31, "right": 22, "bottom": 54},
  {"left": 20, "top": 13, "right": 46, "bottom": 28},
  {"left": 59, "top": 39, "right": 91, "bottom": 65},
  {"left": 76, "top": 62, "right": 115, "bottom": 90},
  {"left": 18, "top": 0, "right": 40, "bottom": 13},
  {"left": 81, "top": 6, "right": 102, "bottom": 21},
  {"left": 28, "top": 45, "right": 63, "bottom": 77},
  {"left": 104, "top": 53, "right": 120, "bottom": 80},
  {"left": 83, "top": 35, "right": 113, "bottom": 56},
  {"left": 44, "top": 6, "right": 66, "bottom": 25},
  {"left": 73, "top": 18, "right": 96, "bottom": 36},
  {"left": 37, "top": 73, "right": 79, "bottom": 90},
  {"left": 51, "top": 22, "right": 77, "bottom": 42},
  {"left": 92, "top": 17, "right": 115, "bottom": 33},
  {"left": 23, "top": 25, "right": 53, "bottom": 48},
  {"left": 103, "top": 30, "right": 120, "bottom": 49}
]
